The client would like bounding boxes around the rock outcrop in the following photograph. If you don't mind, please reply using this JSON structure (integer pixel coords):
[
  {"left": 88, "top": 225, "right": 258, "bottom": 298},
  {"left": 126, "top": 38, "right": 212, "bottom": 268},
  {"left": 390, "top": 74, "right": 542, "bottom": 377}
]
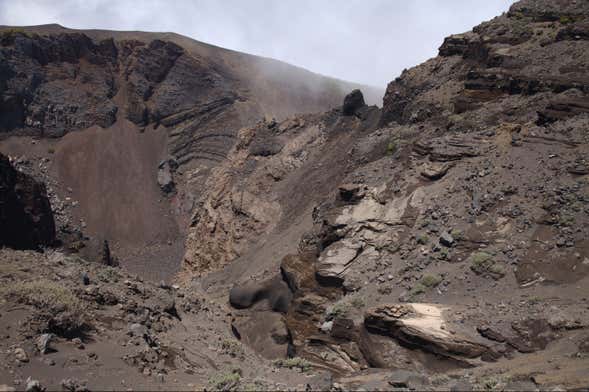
[
  {"left": 0, "top": 153, "right": 55, "bottom": 249},
  {"left": 364, "top": 303, "right": 489, "bottom": 360},
  {"left": 342, "top": 89, "right": 366, "bottom": 116}
]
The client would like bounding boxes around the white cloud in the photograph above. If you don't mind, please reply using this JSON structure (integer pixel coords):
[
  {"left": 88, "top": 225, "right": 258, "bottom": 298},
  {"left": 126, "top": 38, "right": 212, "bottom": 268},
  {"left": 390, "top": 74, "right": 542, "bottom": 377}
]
[{"left": 0, "top": 0, "right": 514, "bottom": 87}]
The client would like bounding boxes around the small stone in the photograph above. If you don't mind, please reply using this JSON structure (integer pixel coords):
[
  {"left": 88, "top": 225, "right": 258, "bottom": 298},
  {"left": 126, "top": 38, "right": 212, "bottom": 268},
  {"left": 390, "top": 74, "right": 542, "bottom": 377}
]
[
  {"left": 43, "top": 358, "right": 56, "bottom": 366},
  {"left": 60, "top": 378, "right": 85, "bottom": 392},
  {"left": 439, "top": 232, "right": 454, "bottom": 247},
  {"left": 25, "top": 378, "right": 43, "bottom": 392},
  {"left": 36, "top": 333, "right": 54, "bottom": 354},
  {"left": 71, "top": 338, "right": 84, "bottom": 349},
  {"left": 128, "top": 323, "right": 148, "bottom": 337},
  {"left": 82, "top": 273, "right": 90, "bottom": 286},
  {"left": 14, "top": 348, "right": 29, "bottom": 363},
  {"left": 320, "top": 321, "right": 333, "bottom": 333},
  {"left": 159, "top": 280, "right": 170, "bottom": 290}
]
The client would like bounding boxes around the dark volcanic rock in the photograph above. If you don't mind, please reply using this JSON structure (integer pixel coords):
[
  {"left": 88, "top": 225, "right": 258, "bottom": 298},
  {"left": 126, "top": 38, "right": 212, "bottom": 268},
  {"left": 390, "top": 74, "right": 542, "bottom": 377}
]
[
  {"left": 338, "top": 183, "right": 366, "bottom": 203},
  {"left": 229, "top": 276, "right": 293, "bottom": 313},
  {"left": 249, "top": 137, "right": 284, "bottom": 157},
  {"left": 0, "top": 31, "right": 119, "bottom": 136},
  {"left": 0, "top": 153, "right": 55, "bottom": 249},
  {"left": 536, "top": 97, "right": 589, "bottom": 125},
  {"left": 342, "top": 89, "right": 366, "bottom": 116}
]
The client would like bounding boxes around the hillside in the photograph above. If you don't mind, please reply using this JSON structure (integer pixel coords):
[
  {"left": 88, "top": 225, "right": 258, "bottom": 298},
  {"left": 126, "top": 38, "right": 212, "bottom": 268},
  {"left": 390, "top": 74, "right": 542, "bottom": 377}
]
[
  {"left": 0, "top": 23, "right": 382, "bottom": 279},
  {"left": 1, "top": 1, "right": 589, "bottom": 390}
]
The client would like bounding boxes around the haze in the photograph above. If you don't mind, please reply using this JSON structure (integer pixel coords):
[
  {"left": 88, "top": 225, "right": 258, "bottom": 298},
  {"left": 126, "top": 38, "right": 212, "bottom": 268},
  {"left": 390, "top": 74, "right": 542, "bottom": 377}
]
[{"left": 0, "top": 0, "right": 514, "bottom": 88}]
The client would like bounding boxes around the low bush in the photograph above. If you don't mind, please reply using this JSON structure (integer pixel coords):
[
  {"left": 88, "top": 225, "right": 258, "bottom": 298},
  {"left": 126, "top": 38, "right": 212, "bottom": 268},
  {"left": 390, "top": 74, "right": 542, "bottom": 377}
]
[{"left": 273, "top": 357, "right": 312, "bottom": 372}]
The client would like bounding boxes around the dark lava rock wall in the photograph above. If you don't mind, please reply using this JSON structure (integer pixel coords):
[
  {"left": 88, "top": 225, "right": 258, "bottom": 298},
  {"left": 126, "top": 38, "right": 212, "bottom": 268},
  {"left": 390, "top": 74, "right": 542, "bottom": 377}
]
[{"left": 0, "top": 152, "right": 55, "bottom": 249}]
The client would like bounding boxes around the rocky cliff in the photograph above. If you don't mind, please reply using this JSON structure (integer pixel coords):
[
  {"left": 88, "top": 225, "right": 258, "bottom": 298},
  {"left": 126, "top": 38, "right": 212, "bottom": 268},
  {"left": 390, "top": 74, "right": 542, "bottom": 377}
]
[
  {"left": 0, "top": 24, "right": 382, "bottom": 277},
  {"left": 0, "top": 152, "right": 55, "bottom": 249},
  {"left": 194, "top": 0, "right": 589, "bottom": 389}
]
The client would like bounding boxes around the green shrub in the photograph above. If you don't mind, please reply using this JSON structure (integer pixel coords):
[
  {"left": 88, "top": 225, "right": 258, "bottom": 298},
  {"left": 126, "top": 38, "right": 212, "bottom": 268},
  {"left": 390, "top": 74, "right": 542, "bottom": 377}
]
[
  {"left": 416, "top": 233, "right": 429, "bottom": 245},
  {"left": 386, "top": 139, "right": 398, "bottom": 155},
  {"left": 438, "top": 248, "right": 449, "bottom": 260},
  {"left": 409, "top": 283, "right": 426, "bottom": 298},
  {"left": 96, "top": 267, "right": 120, "bottom": 283},
  {"left": 420, "top": 274, "right": 443, "bottom": 288},
  {"left": 450, "top": 229, "right": 463, "bottom": 241},
  {"left": 273, "top": 357, "right": 312, "bottom": 372},
  {"left": 470, "top": 252, "right": 505, "bottom": 279},
  {"left": 208, "top": 369, "right": 242, "bottom": 391},
  {"left": 221, "top": 339, "right": 243, "bottom": 357},
  {"left": 326, "top": 302, "right": 350, "bottom": 319},
  {"left": 349, "top": 296, "right": 365, "bottom": 309},
  {"left": 0, "top": 28, "right": 31, "bottom": 43},
  {"left": 2, "top": 280, "right": 88, "bottom": 336},
  {"left": 2, "top": 280, "right": 83, "bottom": 314},
  {"left": 470, "top": 251, "right": 493, "bottom": 269}
]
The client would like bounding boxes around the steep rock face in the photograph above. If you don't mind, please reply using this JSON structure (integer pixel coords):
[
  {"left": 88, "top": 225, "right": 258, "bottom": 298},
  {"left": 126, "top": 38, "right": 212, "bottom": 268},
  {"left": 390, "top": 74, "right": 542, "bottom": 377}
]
[
  {"left": 220, "top": 1, "right": 589, "bottom": 388},
  {"left": 381, "top": 0, "right": 589, "bottom": 127},
  {"left": 0, "top": 153, "right": 55, "bottom": 249},
  {"left": 0, "top": 25, "right": 383, "bottom": 275},
  {"left": 0, "top": 25, "right": 382, "bottom": 139},
  {"left": 182, "top": 103, "right": 381, "bottom": 276},
  {"left": 0, "top": 31, "right": 118, "bottom": 136}
]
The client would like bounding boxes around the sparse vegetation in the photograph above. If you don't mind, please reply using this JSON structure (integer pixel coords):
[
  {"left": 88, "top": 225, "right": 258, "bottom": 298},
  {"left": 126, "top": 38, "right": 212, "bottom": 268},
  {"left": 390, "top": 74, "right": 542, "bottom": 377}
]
[
  {"left": 470, "top": 251, "right": 493, "bottom": 268},
  {"left": 470, "top": 252, "right": 505, "bottom": 279},
  {"left": 559, "top": 15, "right": 574, "bottom": 24},
  {"left": 408, "top": 274, "right": 443, "bottom": 299},
  {"left": 417, "top": 233, "right": 429, "bottom": 245},
  {"left": 208, "top": 369, "right": 242, "bottom": 391},
  {"left": 1, "top": 28, "right": 27, "bottom": 36},
  {"left": 559, "top": 213, "right": 575, "bottom": 226},
  {"left": 96, "top": 267, "right": 121, "bottom": 283},
  {"left": 1, "top": 279, "right": 88, "bottom": 337},
  {"left": 2, "top": 280, "right": 83, "bottom": 314},
  {"left": 438, "top": 248, "right": 449, "bottom": 260},
  {"left": 221, "top": 339, "right": 243, "bottom": 358},
  {"left": 409, "top": 282, "right": 427, "bottom": 298},
  {"left": 386, "top": 138, "right": 398, "bottom": 155},
  {"left": 528, "top": 296, "right": 542, "bottom": 305},
  {"left": 243, "top": 381, "right": 266, "bottom": 391},
  {"left": 0, "top": 28, "right": 31, "bottom": 44},
  {"left": 420, "top": 274, "right": 443, "bottom": 288},
  {"left": 326, "top": 301, "right": 350, "bottom": 319},
  {"left": 273, "top": 357, "right": 312, "bottom": 372},
  {"left": 450, "top": 229, "right": 463, "bottom": 241},
  {"left": 349, "top": 295, "right": 365, "bottom": 309},
  {"left": 477, "top": 375, "right": 509, "bottom": 391},
  {"left": 510, "top": 11, "right": 525, "bottom": 20}
]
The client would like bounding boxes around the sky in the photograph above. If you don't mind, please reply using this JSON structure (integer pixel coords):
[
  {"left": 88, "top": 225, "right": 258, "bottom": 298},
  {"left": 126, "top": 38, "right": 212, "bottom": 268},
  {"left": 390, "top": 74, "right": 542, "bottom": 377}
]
[{"left": 0, "top": 0, "right": 514, "bottom": 88}]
